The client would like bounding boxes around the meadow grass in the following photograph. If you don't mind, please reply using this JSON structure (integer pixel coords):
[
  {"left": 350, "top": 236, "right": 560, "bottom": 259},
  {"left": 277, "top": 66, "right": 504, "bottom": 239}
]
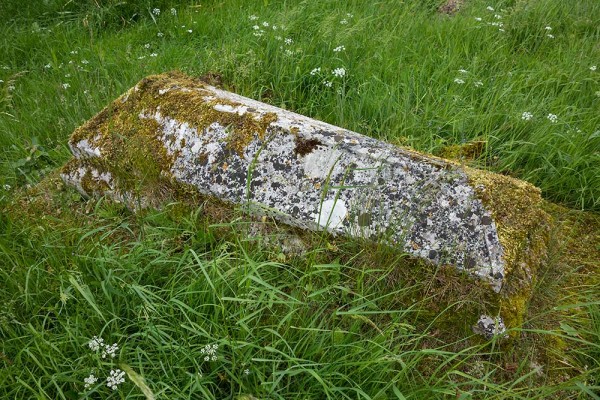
[{"left": 1, "top": 0, "right": 599, "bottom": 398}]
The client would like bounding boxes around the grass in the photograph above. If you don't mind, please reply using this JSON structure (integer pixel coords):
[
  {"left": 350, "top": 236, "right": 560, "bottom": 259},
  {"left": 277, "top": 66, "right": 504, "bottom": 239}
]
[{"left": 0, "top": 0, "right": 599, "bottom": 398}]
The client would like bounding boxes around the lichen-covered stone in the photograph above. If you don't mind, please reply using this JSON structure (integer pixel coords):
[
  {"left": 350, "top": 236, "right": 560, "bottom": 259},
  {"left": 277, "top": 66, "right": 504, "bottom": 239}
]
[
  {"left": 60, "top": 72, "right": 549, "bottom": 303},
  {"left": 473, "top": 314, "right": 508, "bottom": 339}
]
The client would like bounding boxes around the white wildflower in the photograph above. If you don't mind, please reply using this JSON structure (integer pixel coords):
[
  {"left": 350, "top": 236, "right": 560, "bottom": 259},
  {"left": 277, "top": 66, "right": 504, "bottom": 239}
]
[
  {"left": 284, "top": 49, "right": 294, "bottom": 56},
  {"left": 253, "top": 30, "right": 264, "bottom": 37},
  {"left": 150, "top": 53, "right": 158, "bottom": 57},
  {"left": 486, "top": 6, "right": 494, "bottom": 11},
  {"left": 144, "top": 43, "right": 151, "bottom": 49},
  {"left": 284, "top": 37, "right": 293, "bottom": 45},
  {"left": 44, "top": 63, "right": 51, "bottom": 69},
  {"left": 545, "top": 26, "right": 552, "bottom": 31},
  {"left": 547, "top": 34, "right": 554, "bottom": 39},
  {"left": 474, "top": 81, "right": 483, "bottom": 87},
  {"left": 253, "top": 25, "right": 260, "bottom": 30},
  {"left": 138, "top": 55, "right": 146, "bottom": 59},
  {"left": 244, "top": 369, "right": 250, "bottom": 375},
  {"left": 458, "top": 69, "right": 468, "bottom": 74},
  {"left": 272, "top": 25, "right": 278, "bottom": 30},
  {"left": 494, "top": 14, "right": 502, "bottom": 19},
  {"left": 333, "top": 45, "right": 345, "bottom": 52},
  {"left": 106, "top": 369, "right": 126, "bottom": 391},
  {"left": 275, "top": 35, "right": 282, "bottom": 40},
  {"left": 310, "top": 67, "right": 321, "bottom": 75},
  {"left": 70, "top": 50, "right": 78, "bottom": 55},
  {"left": 187, "top": 29, "right": 193, "bottom": 33},
  {"left": 170, "top": 8, "right": 177, "bottom": 15},
  {"left": 102, "top": 343, "right": 119, "bottom": 358},
  {"left": 499, "top": 28, "right": 505, "bottom": 32},
  {"left": 152, "top": 8, "right": 160, "bottom": 16},
  {"left": 88, "top": 336, "right": 105, "bottom": 352},
  {"left": 475, "top": 17, "right": 482, "bottom": 21},
  {"left": 590, "top": 65, "right": 597, "bottom": 71},
  {"left": 8, "top": 85, "right": 15, "bottom": 91},
  {"left": 521, "top": 111, "right": 533, "bottom": 121},
  {"left": 262, "top": 21, "right": 269, "bottom": 27},
  {"left": 64, "top": 73, "right": 71, "bottom": 78},
  {"left": 453, "top": 78, "right": 465, "bottom": 84},
  {"left": 340, "top": 19, "right": 348, "bottom": 25},
  {"left": 84, "top": 373, "right": 98, "bottom": 389},
  {"left": 547, "top": 113, "right": 558, "bottom": 123},
  {"left": 332, "top": 67, "right": 346, "bottom": 78},
  {"left": 157, "top": 32, "right": 164, "bottom": 37},
  {"left": 200, "top": 343, "right": 219, "bottom": 362},
  {"left": 323, "top": 80, "right": 333, "bottom": 87},
  {"left": 62, "top": 83, "right": 70, "bottom": 89},
  {"left": 81, "top": 59, "right": 89, "bottom": 64},
  {"left": 249, "top": 15, "right": 258, "bottom": 21},
  {"left": 347, "top": 13, "right": 354, "bottom": 18}
]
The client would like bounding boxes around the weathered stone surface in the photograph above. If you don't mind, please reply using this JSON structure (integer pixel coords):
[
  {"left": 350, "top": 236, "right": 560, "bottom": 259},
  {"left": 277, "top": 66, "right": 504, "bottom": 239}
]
[{"left": 60, "top": 72, "right": 549, "bottom": 301}]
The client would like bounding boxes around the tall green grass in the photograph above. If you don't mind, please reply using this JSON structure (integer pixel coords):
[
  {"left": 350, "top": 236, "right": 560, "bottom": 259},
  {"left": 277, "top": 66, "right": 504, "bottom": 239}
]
[
  {"left": 1, "top": 0, "right": 599, "bottom": 398},
  {"left": 1, "top": 194, "right": 598, "bottom": 398}
]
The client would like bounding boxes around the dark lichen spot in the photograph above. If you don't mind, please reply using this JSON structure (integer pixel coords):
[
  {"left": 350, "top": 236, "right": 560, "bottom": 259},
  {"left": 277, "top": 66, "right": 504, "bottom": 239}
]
[
  {"left": 428, "top": 249, "right": 438, "bottom": 260},
  {"left": 481, "top": 215, "right": 492, "bottom": 225},
  {"left": 464, "top": 256, "right": 476, "bottom": 269},
  {"left": 294, "top": 136, "right": 322, "bottom": 156}
]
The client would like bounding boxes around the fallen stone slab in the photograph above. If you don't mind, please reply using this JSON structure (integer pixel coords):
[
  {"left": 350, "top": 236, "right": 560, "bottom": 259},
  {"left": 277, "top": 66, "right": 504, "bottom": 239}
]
[{"left": 61, "top": 72, "right": 550, "bottom": 329}]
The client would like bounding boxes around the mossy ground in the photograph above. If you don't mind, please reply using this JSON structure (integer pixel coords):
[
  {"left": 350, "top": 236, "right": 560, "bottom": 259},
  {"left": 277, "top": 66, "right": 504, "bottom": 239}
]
[{"left": 1, "top": 0, "right": 599, "bottom": 398}]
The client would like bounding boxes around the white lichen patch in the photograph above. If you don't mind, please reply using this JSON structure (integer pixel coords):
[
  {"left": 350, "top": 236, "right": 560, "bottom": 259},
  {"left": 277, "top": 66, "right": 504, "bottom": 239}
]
[
  {"left": 70, "top": 134, "right": 103, "bottom": 158},
  {"left": 213, "top": 103, "right": 251, "bottom": 116},
  {"left": 316, "top": 198, "right": 348, "bottom": 230}
]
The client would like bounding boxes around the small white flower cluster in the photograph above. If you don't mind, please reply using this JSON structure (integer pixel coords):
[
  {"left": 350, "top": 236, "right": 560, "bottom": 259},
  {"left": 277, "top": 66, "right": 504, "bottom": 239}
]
[
  {"left": 201, "top": 343, "right": 219, "bottom": 361},
  {"left": 152, "top": 8, "right": 160, "bottom": 16},
  {"left": 170, "top": 8, "right": 177, "bottom": 16},
  {"left": 106, "top": 369, "right": 126, "bottom": 390},
  {"left": 88, "top": 336, "right": 104, "bottom": 351},
  {"left": 591, "top": 65, "right": 597, "bottom": 71},
  {"left": 249, "top": 15, "right": 258, "bottom": 21},
  {"left": 310, "top": 67, "right": 321, "bottom": 75},
  {"left": 332, "top": 67, "right": 346, "bottom": 78},
  {"left": 486, "top": 6, "right": 494, "bottom": 11},
  {"left": 454, "top": 70, "right": 483, "bottom": 87},
  {"left": 333, "top": 45, "right": 345, "bottom": 53},
  {"left": 102, "top": 343, "right": 119, "bottom": 359},
  {"left": 547, "top": 113, "right": 558, "bottom": 123},
  {"left": 88, "top": 336, "right": 118, "bottom": 358},
  {"left": 521, "top": 111, "right": 533, "bottom": 121},
  {"left": 157, "top": 32, "right": 164, "bottom": 37},
  {"left": 83, "top": 373, "right": 98, "bottom": 389},
  {"left": 284, "top": 37, "right": 293, "bottom": 45}
]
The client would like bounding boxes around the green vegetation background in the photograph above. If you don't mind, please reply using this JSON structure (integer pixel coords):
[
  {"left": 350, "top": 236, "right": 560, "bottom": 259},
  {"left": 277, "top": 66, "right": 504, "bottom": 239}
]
[{"left": 0, "top": 0, "right": 598, "bottom": 399}]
